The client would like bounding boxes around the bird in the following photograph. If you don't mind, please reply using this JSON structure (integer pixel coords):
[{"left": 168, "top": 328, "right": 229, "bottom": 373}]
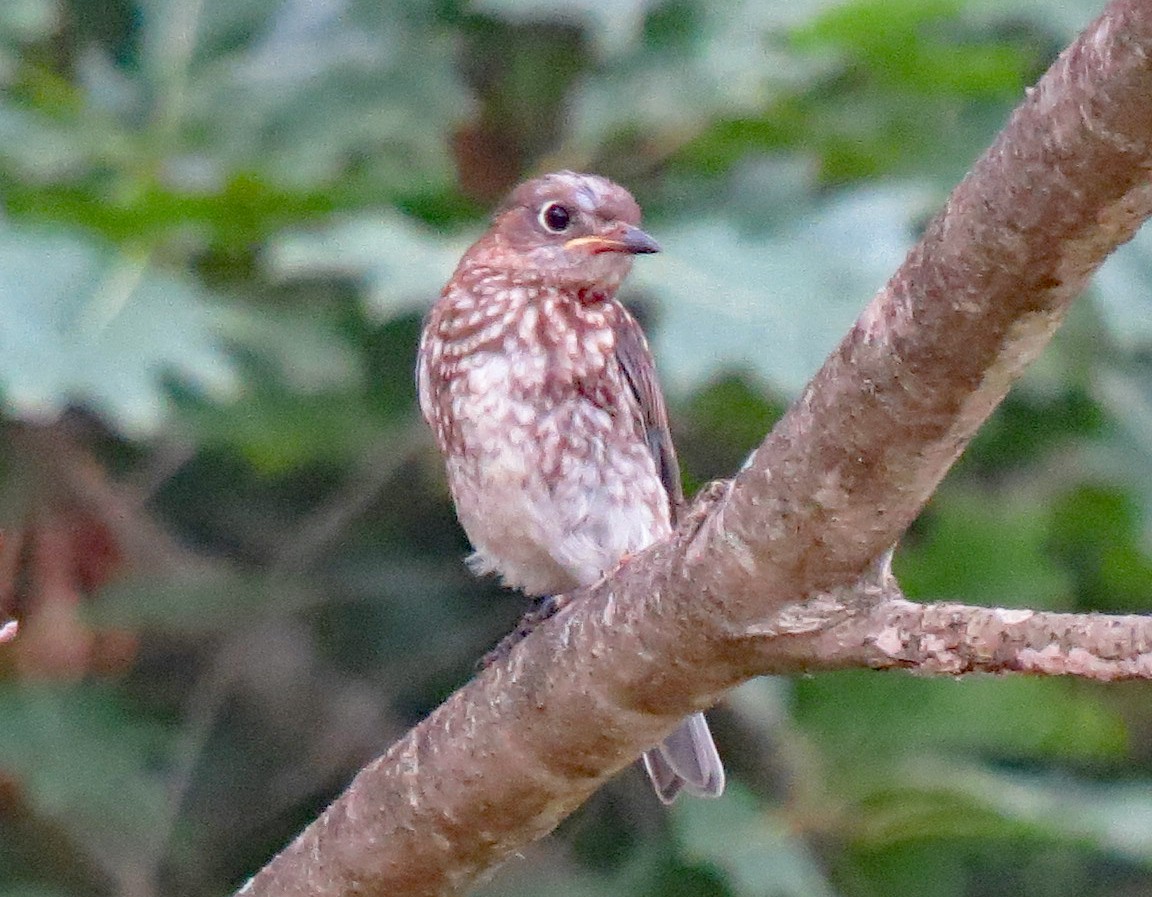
[{"left": 417, "top": 170, "right": 724, "bottom": 803}]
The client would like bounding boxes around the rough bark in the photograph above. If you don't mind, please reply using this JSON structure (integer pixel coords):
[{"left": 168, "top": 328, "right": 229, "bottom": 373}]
[{"left": 239, "top": 1, "right": 1152, "bottom": 895}]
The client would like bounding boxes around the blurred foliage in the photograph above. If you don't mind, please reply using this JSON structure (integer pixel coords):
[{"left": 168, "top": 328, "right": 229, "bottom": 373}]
[{"left": 0, "top": 1, "right": 1150, "bottom": 896}]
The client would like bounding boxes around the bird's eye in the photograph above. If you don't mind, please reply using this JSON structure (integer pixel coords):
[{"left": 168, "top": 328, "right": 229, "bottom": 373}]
[{"left": 538, "top": 202, "right": 571, "bottom": 233}]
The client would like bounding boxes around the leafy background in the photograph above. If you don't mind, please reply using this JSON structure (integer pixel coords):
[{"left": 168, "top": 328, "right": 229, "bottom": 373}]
[{"left": 0, "top": 1, "right": 1150, "bottom": 895}]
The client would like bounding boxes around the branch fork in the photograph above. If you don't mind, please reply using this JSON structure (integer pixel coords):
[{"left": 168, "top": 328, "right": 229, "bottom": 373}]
[{"left": 240, "top": 2, "right": 1152, "bottom": 893}]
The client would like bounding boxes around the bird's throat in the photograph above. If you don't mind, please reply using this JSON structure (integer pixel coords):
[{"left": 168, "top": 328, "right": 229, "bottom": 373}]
[{"left": 575, "top": 287, "right": 612, "bottom": 307}]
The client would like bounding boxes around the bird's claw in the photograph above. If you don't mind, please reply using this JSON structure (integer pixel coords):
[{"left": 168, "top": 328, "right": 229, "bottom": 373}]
[{"left": 478, "top": 594, "right": 574, "bottom": 669}]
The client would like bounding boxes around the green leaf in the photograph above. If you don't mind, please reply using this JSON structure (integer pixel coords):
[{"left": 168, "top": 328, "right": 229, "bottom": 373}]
[
  {"left": 1048, "top": 484, "right": 1152, "bottom": 613},
  {"left": 88, "top": 571, "right": 301, "bottom": 634},
  {"left": 794, "top": 672, "right": 1127, "bottom": 783},
  {"left": 637, "top": 183, "right": 930, "bottom": 395},
  {"left": 0, "top": 0, "right": 470, "bottom": 206},
  {"left": 965, "top": 0, "right": 1103, "bottom": 41},
  {"left": 852, "top": 764, "right": 1152, "bottom": 864},
  {"left": 851, "top": 783, "right": 1044, "bottom": 849},
  {"left": 178, "top": 388, "right": 397, "bottom": 471},
  {"left": 676, "top": 373, "right": 786, "bottom": 491},
  {"left": 674, "top": 784, "right": 838, "bottom": 897},
  {"left": 0, "top": 104, "right": 111, "bottom": 185},
  {"left": 953, "top": 767, "right": 1152, "bottom": 862},
  {"left": 133, "top": 0, "right": 470, "bottom": 193},
  {"left": 0, "top": 0, "right": 58, "bottom": 40},
  {"left": 1084, "top": 358, "right": 1152, "bottom": 531},
  {"left": 0, "top": 683, "right": 171, "bottom": 868},
  {"left": 897, "top": 487, "right": 1073, "bottom": 609},
  {"left": 564, "top": 0, "right": 826, "bottom": 153},
  {"left": 266, "top": 212, "right": 472, "bottom": 319},
  {"left": 957, "top": 381, "right": 1102, "bottom": 475},
  {"left": 0, "top": 218, "right": 237, "bottom": 434},
  {"left": 1093, "top": 224, "right": 1152, "bottom": 351},
  {"left": 220, "top": 306, "right": 360, "bottom": 393},
  {"left": 470, "top": 0, "right": 659, "bottom": 57},
  {"left": 795, "top": 0, "right": 1034, "bottom": 98},
  {"left": 674, "top": 0, "right": 1068, "bottom": 185},
  {"left": 0, "top": 0, "right": 59, "bottom": 80}
]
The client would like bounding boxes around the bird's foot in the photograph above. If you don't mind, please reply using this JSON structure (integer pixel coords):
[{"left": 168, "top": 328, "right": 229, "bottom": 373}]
[
  {"left": 680, "top": 478, "right": 733, "bottom": 538},
  {"left": 478, "top": 594, "right": 574, "bottom": 669}
]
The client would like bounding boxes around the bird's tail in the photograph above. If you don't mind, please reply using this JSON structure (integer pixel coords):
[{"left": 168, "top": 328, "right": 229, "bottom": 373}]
[{"left": 642, "top": 712, "right": 725, "bottom": 803}]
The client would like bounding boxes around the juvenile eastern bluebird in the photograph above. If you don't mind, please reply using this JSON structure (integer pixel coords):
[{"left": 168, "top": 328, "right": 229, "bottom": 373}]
[{"left": 418, "top": 171, "right": 724, "bottom": 803}]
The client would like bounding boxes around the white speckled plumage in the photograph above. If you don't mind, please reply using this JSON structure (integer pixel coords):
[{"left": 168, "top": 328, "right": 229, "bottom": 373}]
[
  {"left": 424, "top": 273, "right": 669, "bottom": 594},
  {"left": 418, "top": 171, "right": 724, "bottom": 804}
]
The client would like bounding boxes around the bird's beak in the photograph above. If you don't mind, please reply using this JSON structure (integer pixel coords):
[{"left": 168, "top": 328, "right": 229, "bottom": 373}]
[{"left": 565, "top": 224, "right": 661, "bottom": 255}]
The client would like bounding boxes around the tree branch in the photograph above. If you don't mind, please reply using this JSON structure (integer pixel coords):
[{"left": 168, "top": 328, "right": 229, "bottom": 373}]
[
  {"left": 239, "top": 1, "right": 1152, "bottom": 894},
  {"left": 826, "top": 598, "right": 1152, "bottom": 679},
  {"left": 776, "top": 555, "right": 1152, "bottom": 679}
]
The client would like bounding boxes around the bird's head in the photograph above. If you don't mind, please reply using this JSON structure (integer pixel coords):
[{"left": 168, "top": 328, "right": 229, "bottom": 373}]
[{"left": 476, "top": 171, "right": 659, "bottom": 292}]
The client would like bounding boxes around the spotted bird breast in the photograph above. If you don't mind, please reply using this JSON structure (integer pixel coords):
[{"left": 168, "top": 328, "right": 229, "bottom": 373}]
[{"left": 419, "top": 284, "right": 672, "bottom": 596}]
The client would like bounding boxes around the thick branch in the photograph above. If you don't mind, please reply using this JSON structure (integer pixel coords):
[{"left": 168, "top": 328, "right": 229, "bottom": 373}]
[{"left": 240, "top": 2, "right": 1152, "bottom": 895}]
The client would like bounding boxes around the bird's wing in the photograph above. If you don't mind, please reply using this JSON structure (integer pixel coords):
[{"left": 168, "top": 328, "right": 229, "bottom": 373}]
[{"left": 614, "top": 309, "right": 685, "bottom": 523}]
